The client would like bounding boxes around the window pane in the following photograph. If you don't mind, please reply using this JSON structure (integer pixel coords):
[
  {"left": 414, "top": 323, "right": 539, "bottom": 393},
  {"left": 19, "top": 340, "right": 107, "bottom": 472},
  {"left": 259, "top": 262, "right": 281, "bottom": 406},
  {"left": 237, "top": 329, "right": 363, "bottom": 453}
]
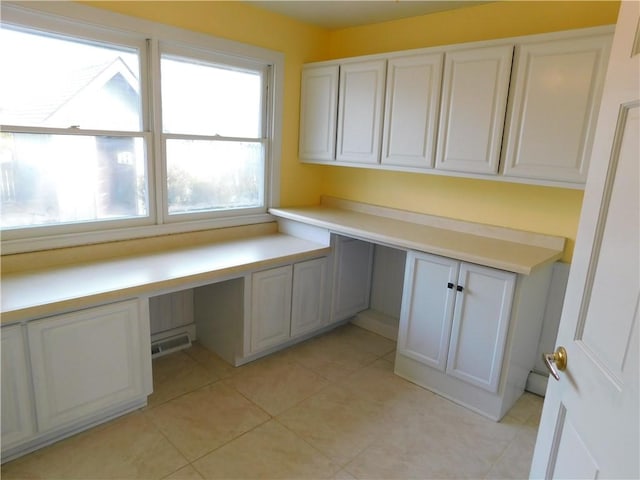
[
  {"left": 0, "top": 27, "right": 141, "bottom": 131},
  {"left": 166, "top": 139, "right": 263, "bottom": 215},
  {"left": 161, "top": 56, "right": 262, "bottom": 138},
  {"left": 0, "top": 133, "right": 148, "bottom": 229}
]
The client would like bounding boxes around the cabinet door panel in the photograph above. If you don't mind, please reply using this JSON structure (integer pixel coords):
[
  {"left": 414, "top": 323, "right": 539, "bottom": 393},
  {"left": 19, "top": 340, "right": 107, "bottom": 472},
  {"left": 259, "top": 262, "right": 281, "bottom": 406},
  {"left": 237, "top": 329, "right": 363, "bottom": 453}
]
[
  {"left": 397, "top": 252, "right": 459, "bottom": 371},
  {"left": 337, "top": 60, "right": 386, "bottom": 164},
  {"left": 502, "top": 35, "right": 611, "bottom": 182},
  {"left": 436, "top": 45, "right": 513, "bottom": 174},
  {"left": 251, "top": 265, "right": 293, "bottom": 352},
  {"left": 381, "top": 53, "right": 443, "bottom": 168},
  {"left": 28, "top": 300, "right": 148, "bottom": 432},
  {"left": 299, "top": 65, "right": 339, "bottom": 162},
  {"left": 446, "top": 264, "right": 516, "bottom": 392},
  {"left": 291, "top": 258, "right": 327, "bottom": 337},
  {"left": 332, "top": 236, "right": 374, "bottom": 321},
  {"left": 1, "top": 325, "right": 36, "bottom": 449}
]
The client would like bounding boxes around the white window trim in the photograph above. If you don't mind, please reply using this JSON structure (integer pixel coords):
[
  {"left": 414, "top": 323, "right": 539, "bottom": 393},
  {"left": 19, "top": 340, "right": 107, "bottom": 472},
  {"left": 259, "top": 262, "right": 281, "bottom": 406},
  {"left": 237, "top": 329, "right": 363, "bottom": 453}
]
[{"left": 0, "top": 1, "right": 283, "bottom": 255}]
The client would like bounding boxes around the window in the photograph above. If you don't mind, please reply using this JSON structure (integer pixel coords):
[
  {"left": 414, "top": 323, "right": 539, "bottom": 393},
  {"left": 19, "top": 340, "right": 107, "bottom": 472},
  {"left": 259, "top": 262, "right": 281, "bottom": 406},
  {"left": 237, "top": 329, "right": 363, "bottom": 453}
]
[
  {"left": 0, "top": 3, "right": 282, "bottom": 252},
  {"left": 0, "top": 26, "right": 149, "bottom": 230},
  {"left": 159, "top": 48, "right": 267, "bottom": 218}
]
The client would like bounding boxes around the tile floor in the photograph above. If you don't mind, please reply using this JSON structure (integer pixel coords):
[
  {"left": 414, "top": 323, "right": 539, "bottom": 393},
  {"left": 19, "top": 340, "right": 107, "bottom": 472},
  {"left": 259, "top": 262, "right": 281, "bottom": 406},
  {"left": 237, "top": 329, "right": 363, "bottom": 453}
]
[{"left": 2, "top": 323, "right": 543, "bottom": 479}]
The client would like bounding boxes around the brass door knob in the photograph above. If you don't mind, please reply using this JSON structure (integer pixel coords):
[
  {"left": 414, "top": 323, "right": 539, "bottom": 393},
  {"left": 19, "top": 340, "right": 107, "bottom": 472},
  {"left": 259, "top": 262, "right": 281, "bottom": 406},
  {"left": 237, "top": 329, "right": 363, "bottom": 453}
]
[{"left": 543, "top": 346, "right": 567, "bottom": 381}]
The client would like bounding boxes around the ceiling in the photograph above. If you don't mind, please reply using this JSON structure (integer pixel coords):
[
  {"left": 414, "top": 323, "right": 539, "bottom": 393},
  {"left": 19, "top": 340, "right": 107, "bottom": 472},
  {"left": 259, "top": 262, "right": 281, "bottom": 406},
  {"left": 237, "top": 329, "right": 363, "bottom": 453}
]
[{"left": 246, "top": 1, "right": 490, "bottom": 30}]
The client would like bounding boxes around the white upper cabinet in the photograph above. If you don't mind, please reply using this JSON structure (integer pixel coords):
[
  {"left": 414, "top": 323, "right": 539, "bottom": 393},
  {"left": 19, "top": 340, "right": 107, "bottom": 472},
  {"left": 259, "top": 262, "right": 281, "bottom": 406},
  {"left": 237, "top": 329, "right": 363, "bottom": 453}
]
[
  {"left": 299, "top": 65, "right": 339, "bottom": 162},
  {"left": 435, "top": 45, "right": 514, "bottom": 174},
  {"left": 502, "top": 34, "right": 612, "bottom": 183},
  {"left": 381, "top": 53, "right": 444, "bottom": 168},
  {"left": 336, "top": 60, "right": 387, "bottom": 164},
  {"left": 298, "top": 27, "right": 612, "bottom": 186}
]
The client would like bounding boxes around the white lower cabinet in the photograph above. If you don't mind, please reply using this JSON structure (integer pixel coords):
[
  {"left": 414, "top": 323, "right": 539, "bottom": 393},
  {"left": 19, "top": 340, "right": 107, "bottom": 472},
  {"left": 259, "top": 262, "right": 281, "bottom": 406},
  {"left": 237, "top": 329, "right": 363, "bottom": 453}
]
[
  {"left": 396, "top": 251, "right": 550, "bottom": 420},
  {"left": 1, "top": 325, "right": 36, "bottom": 451},
  {"left": 250, "top": 257, "right": 328, "bottom": 354},
  {"left": 291, "top": 258, "right": 328, "bottom": 337},
  {"left": 250, "top": 265, "right": 293, "bottom": 353},
  {"left": 331, "top": 235, "right": 374, "bottom": 322},
  {"left": 1, "top": 300, "right": 152, "bottom": 462}
]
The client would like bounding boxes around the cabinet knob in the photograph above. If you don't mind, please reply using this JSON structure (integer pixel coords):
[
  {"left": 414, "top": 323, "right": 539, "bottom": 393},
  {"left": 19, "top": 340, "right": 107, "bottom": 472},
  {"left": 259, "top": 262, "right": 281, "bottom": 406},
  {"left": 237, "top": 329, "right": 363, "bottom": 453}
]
[
  {"left": 456, "top": 285, "right": 464, "bottom": 292},
  {"left": 447, "top": 282, "right": 454, "bottom": 289}
]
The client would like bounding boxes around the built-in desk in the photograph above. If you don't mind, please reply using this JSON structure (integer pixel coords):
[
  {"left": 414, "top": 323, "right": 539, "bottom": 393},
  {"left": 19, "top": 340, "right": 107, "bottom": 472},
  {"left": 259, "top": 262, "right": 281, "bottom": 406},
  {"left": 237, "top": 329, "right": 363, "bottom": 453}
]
[
  {"left": 1, "top": 234, "right": 330, "bottom": 324},
  {"left": 269, "top": 196, "right": 565, "bottom": 275},
  {"left": 269, "top": 197, "right": 566, "bottom": 421}
]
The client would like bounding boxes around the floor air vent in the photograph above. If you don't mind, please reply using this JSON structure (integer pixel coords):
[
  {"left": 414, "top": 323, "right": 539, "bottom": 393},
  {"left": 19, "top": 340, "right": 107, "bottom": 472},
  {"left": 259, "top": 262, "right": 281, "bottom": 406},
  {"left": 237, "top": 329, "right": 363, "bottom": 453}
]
[{"left": 151, "top": 333, "right": 192, "bottom": 358}]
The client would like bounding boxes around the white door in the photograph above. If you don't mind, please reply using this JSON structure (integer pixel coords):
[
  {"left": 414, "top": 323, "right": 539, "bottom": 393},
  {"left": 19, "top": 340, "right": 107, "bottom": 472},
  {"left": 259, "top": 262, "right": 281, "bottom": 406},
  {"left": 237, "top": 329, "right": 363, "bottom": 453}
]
[
  {"left": 530, "top": 3, "right": 639, "bottom": 478},
  {"left": 250, "top": 265, "right": 293, "bottom": 352},
  {"left": 381, "top": 53, "right": 443, "bottom": 168},
  {"left": 336, "top": 60, "right": 386, "bottom": 164}
]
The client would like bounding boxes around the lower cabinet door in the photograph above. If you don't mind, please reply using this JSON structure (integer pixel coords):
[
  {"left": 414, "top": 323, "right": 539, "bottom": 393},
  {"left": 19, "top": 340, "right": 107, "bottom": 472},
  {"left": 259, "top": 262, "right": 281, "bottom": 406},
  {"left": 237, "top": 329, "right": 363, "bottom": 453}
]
[
  {"left": 250, "top": 265, "right": 293, "bottom": 353},
  {"left": 445, "top": 263, "right": 516, "bottom": 392},
  {"left": 27, "top": 299, "right": 149, "bottom": 432},
  {"left": 397, "top": 252, "right": 459, "bottom": 372},
  {"left": 291, "top": 257, "right": 327, "bottom": 338},
  {"left": 1, "top": 324, "right": 36, "bottom": 450},
  {"left": 332, "top": 236, "right": 374, "bottom": 321}
]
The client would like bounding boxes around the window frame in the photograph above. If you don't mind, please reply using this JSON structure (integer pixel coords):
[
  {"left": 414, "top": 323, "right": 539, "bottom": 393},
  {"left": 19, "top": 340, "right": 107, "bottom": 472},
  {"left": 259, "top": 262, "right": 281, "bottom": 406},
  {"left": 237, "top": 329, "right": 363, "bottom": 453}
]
[{"left": 0, "top": 1, "right": 283, "bottom": 254}]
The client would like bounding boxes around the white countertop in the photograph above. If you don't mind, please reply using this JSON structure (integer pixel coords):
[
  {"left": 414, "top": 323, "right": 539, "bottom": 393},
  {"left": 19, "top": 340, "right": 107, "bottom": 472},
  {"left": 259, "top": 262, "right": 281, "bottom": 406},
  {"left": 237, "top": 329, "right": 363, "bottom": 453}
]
[
  {"left": 270, "top": 199, "right": 564, "bottom": 275},
  {"left": 1, "top": 234, "right": 330, "bottom": 324}
]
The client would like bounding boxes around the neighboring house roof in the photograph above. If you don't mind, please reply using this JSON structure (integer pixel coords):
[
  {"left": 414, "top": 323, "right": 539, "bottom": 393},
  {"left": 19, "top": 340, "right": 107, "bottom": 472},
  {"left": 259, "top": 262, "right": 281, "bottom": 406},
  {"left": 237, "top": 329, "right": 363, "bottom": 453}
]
[{"left": 1, "top": 57, "right": 139, "bottom": 127}]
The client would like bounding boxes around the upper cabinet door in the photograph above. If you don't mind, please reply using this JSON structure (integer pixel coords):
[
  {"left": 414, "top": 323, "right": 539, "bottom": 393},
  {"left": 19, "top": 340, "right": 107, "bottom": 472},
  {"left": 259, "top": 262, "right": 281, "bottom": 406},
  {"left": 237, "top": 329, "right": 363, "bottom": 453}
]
[
  {"left": 336, "top": 60, "right": 386, "bottom": 164},
  {"left": 299, "top": 65, "right": 339, "bottom": 162},
  {"left": 381, "top": 53, "right": 444, "bottom": 168},
  {"left": 436, "top": 45, "right": 514, "bottom": 174},
  {"left": 502, "top": 35, "right": 612, "bottom": 183}
]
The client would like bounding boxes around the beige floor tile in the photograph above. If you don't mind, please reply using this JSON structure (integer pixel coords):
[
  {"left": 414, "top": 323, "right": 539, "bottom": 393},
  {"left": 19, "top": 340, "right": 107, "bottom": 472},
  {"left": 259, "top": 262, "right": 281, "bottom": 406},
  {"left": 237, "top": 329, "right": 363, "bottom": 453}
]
[
  {"left": 145, "top": 382, "right": 270, "bottom": 461},
  {"left": 322, "top": 323, "right": 397, "bottom": 357},
  {"left": 336, "top": 358, "right": 437, "bottom": 421},
  {"left": 224, "top": 353, "right": 331, "bottom": 416},
  {"left": 277, "top": 384, "right": 387, "bottom": 466},
  {"left": 333, "top": 469, "right": 357, "bottom": 479},
  {"left": 184, "top": 342, "right": 236, "bottom": 380},
  {"left": 485, "top": 427, "right": 538, "bottom": 479},
  {"left": 148, "top": 351, "right": 218, "bottom": 407},
  {"left": 345, "top": 415, "right": 511, "bottom": 480},
  {"left": 1, "top": 412, "right": 187, "bottom": 480},
  {"left": 163, "top": 464, "right": 205, "bottom": 479},
  {"left": 383, "top": 349, "right": 396, "bottom": 362},
  {"left": 192, "top": 420, "right": 339, "bottom": 479},
  {"left": 286, "top": 334, "right": 380, "bottom": 382},
  {"left": 502, "top": 392, "right": 544, "bottom": 426},
  {"left": 344, "top": 388, "right": 524, "bottom": 480}
]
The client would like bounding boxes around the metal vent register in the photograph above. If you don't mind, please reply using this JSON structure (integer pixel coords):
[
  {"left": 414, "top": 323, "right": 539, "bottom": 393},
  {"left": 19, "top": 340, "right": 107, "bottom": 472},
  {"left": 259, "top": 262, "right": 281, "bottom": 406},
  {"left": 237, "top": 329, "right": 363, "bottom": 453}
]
[{"left": 151, "top": 333, "right": 191, "bottom": 358}]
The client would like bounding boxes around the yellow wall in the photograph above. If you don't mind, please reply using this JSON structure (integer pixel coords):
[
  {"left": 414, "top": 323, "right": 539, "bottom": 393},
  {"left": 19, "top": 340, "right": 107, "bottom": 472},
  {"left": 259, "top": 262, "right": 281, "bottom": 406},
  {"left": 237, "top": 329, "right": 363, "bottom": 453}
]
[
  {"left": 318, "top": 1, "right": 620, "bottom": 262},
  {"left": 8, "top": 1, "right": 620, "bottom": 267}
]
